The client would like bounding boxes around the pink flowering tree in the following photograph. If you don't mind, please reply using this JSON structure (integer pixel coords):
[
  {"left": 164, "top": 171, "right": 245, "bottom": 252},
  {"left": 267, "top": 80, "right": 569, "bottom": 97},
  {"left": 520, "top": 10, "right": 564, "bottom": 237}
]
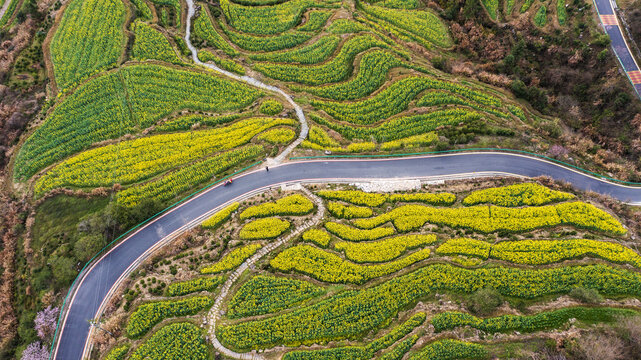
[
  {"left": 34, "top": 306, "right": 59, "bottom": 341},
  {"left": 21, "top": 342, "right": 49, "bottom": 360},
  {"left": 548, "top": 144, "right": 568, "bottom": 159}
]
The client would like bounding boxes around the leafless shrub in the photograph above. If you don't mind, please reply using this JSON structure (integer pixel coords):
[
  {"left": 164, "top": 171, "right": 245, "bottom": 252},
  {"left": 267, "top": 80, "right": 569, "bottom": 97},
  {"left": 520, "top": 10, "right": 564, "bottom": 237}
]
[
  {"left": 574, "top": 333, "right": 626, "bottom": 360},
  {"left": 617, "top": 315, "right": 641, "bottom": 354}
]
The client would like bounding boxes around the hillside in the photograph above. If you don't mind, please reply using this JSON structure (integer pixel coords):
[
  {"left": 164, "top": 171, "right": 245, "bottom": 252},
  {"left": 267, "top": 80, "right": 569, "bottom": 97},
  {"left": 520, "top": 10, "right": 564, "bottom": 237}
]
[{"left": 0, "top": 0, "right": 640, "bottom": 359}]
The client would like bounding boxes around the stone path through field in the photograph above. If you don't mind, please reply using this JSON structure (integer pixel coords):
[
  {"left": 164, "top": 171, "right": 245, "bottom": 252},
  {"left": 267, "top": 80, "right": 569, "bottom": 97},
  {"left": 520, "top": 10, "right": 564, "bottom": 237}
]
[
  {"left": 184, "top": 0, "right": 308, "bottom": 165},
  {"left": 202, "top": 187, "right": 325, "bottom": 359}
]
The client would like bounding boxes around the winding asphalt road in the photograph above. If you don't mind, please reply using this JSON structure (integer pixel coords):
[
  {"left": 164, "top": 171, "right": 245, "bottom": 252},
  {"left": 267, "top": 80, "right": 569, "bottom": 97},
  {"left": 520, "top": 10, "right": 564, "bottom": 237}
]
[
  {"left": 593, "top": 0, "right": 641, "bottom": 97},
  {"left": 49, "top": 0, "right": 641, "bottom": 357},
  {"left": 50, "top": 152, "right": 641, "bottom": 360}
]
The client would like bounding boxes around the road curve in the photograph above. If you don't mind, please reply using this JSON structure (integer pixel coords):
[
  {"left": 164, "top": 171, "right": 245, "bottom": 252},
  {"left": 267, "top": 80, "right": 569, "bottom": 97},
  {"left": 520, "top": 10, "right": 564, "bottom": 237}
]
[{"left": 51, "top": 151, "right": 641, "bottom": 360}]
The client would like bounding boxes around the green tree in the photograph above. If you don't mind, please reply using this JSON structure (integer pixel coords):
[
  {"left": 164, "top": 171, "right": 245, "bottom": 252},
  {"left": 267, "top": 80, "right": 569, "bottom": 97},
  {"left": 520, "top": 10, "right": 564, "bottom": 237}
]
[
  {"left": 73, "top": 233, "right": 107, "bottom": 262},
  {"left": 50, "top": 255, "right": 77, "bottom": 288}
]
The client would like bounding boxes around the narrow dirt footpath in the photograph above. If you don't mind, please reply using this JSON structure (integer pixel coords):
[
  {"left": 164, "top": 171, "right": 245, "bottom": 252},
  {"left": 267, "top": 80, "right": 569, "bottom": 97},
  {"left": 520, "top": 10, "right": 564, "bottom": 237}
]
[
  {"left": 184, "top": 0, "right": 308, "bottom": 164},
  {"left": 203, "top": 187, "right": 326, "bottom": 359}
]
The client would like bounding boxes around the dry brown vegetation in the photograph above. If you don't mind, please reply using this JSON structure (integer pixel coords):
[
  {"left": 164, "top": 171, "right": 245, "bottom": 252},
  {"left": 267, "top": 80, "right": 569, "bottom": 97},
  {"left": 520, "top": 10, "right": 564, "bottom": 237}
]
[{"left": 0, "top": 190, "right": 25, "bottom": 357}]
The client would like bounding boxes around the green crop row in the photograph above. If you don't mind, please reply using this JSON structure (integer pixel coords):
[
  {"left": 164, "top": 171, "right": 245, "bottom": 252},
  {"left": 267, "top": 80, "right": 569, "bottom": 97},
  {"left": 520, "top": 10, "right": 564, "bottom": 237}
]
[
  {"left": 491, "top": 238, "right": 641, "bottom": 266},
  {"left": 297, "top": 10, "right": 334, "bottom": 31},
  {"left": 463, "top": 183, "right": 575, "bottom": 207},
  {"left": 50, "top": 0, "right": 127, "bottom": 90},
  {"left": 367, "top": 0, "right": 419, "bottom": 9},
  {"left": 520, "top": 0, "right": 535, "bottom": 12},
  {"left": 320, "top": 190, "right": 389, "bottom": 206},
  {"left": 301, "top": 229, "right": 332, "bottom": 247},
  {"left": 227, "top": 275, "right": 325, "bottom": 318},
  {"left": 132, "top": 21, "right": 182, "bottom": 65},
  {"left": 202, "top": 203, "right": 240, "bottom": 230},
  {"left": 166, "top": 276, "right": 224, "bottom": 297},
  {"left": 311, "top": 76, "right": 502, "bottom": 125},
  {"left": 231, "top": 0, "right": 284, "bottom": 5},
  {"left": 327, "top": 19, "right": 370, "bottom": 34},
  {"left": 408, "top": 339, "right": 486, "bottom": 360},
  {"left": 432, "top": 307, "right": 638, "bottom": 334},
  {"left": 221, "top": 20, "right": 315, "bottom": 52},
  {"left": 105, "top": 345, "right": 129, "bottom": 360},
  {"left": 217, "top": 263, "right": 641, "bottom": 350},
  {"left": 35, "top": 117, "right": 294, "bottom": 194},
  {"left": 557, "top": 0, "right": 567, "bottom": 25},
  {"left": 241, "top": 194, "right": 314, "bottom": 219},
  {"left": 149, "top": 0, "right": 182, "bottom": 26},
  {"left": 390, "top": 193, "right": 457, "bottom": 205},
  {"left": 156, "top": 113, "right": 241, "bottom": 132},
  {"left": 301, "top": 140, "right": 378, "bottom": 153},
  {"left": 126, "top": 296, "right": 213, "bottom": 338},
  {"left": 481, "top": 0, "right": 499, "bottom": 19},
  {"left": 201, "top": 243, "right": 263, "bottom": 274},
  {"left": 307, "top": 126, "right": 340, "bottom": 147},
  {"left": 198, "top": 50, "right": 246, "bottom": 75},
  {"left": 123, "top": 65, "right": 259, "bottom": 128},
  {"left": 312, "top": 109, "right": 482, "bottom": 142},
  {"left": 353, "top": 202, "right": 626, "bottom": 235},
  {"left": 15, "top": 64, "right": 262, "bottom": 180},
  {"left": 359, "top": 1, "right": 452, "bottom": 48},
  {"left": 534, "top": 5, "right": 547, "bottom": 26},
  {"left": 380, "top": 132, "right": 438, "bottom": 151},
  {"left": 283, "top": 312, "right": 425, "bottom": 360},
  {"left": 254, "top": 34, "right": 390, "bottom": 85},
  {"left": 258, "top": 128, "right": 296, "bottom": 144},
  {"left": 131, "top": 0, "right": 152, "bottom": 20},
  {"left": 436, "top": 238, "right": 491, "bottom": 259},
  {"left": 239, "top": 217, "right": 291, "bottom": 239},
  {"left": 192, "top": 10, "right": 238, "bottom": 56},
  {"left": 116, "top": 145, "right": 265, "bottom": 207},
  {"left": 416, "top": 91, "right": 511, "bottom": 119},
  {"left": 327, "top": 202, "right": 374, "bottom": 219},
  {"left": 260, "top": 99, "right": 284, "bottom": 115},
  {"left": 325, "top": 222, "right": 395, "bottom": 241},
  {"left": 220, "top": 0, "right": 339, "bottom": 35},
  {"left": 506, "top": 0, "right": 516, "bottom": 15},
  {"left": 380, "top": 335, "right": 418, "bottom": 360},
  {"left": 292, "top": 50, "right": 411, "bottom": 101},
  {"left": 129, "top": 323, "right": 209, "bottom": 360},
  {"left": 249, "top": 35, "right": 341, "bottom": 64},
  {"left": 270, "top": 244, "right": 431, "bottom": 284},
  {"left": 335, "top": 234, "right": 437, "bottom": 263},
  {"left": 449, "top": 255, "right": 484, "bottom": 267},
  {"left": 318, "top": 189, "right": 456, "bottom": 207}
]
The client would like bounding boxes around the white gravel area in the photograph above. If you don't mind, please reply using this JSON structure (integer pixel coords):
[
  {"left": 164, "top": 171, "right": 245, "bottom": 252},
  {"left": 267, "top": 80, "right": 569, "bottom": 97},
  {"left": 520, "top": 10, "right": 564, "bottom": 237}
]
[{"left": 354, "top": 179, "right": 422, "bottom": 193}]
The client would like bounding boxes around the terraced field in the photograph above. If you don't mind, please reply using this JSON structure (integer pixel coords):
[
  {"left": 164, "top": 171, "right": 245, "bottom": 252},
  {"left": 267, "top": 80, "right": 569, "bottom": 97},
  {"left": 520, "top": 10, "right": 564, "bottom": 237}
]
[
  {"left": 186, "top": 0, "right": 549, "bottom": 156},
  {"left": 12, "top": 0, "right": 641, "bottom": 359},
  {"left": 99, "top": 181, "right": 641, "bottom": 359},
  {"left": 17, "top": 0, "right": 564, "bottom": 206}
]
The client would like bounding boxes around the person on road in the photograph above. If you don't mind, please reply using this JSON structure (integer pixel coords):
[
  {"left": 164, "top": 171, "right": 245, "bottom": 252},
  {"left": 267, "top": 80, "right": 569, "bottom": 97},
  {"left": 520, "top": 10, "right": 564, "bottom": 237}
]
[{"left": 266, "top": 166, "right": 269, "bottom": 172}]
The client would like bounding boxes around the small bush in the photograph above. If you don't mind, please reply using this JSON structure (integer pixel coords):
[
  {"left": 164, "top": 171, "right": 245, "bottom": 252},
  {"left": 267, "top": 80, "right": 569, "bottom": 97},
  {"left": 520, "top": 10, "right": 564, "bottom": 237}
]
[
  {"left": 569, "top": 287, "right": 604, "bottom": 304},
  {"left": 467, "top": 287, "right": 503, "bottom": 316},
  {"left": 431, "top": 56, "right": 449, "bottom": 72}
]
